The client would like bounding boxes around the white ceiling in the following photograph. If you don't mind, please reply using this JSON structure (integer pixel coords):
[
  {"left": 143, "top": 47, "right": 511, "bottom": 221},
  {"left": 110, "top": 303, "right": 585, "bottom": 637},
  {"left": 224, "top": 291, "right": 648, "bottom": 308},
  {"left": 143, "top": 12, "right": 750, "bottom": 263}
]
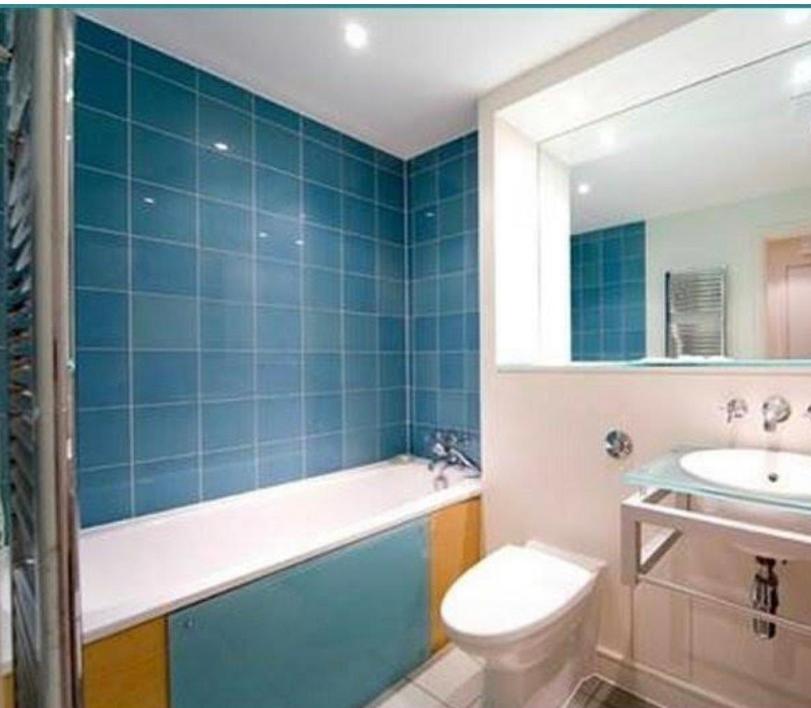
[
  {"left": 542, "top": 38, "right": 811, "bottom": 233},
  {"left": 83, "top": 8, "right": 640, "bottom": 158}
]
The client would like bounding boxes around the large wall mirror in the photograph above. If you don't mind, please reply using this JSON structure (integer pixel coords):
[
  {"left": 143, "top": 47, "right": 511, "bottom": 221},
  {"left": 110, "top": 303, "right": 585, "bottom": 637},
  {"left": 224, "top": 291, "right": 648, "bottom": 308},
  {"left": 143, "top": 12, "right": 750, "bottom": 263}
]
[{"left": 493, "top": 10, "right": 811, "bottom": 368}]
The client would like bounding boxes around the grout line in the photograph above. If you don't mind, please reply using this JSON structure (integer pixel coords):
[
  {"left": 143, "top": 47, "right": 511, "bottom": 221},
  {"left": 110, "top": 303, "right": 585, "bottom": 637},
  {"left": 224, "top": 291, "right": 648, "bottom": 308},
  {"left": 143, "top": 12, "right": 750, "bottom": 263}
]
[
  {"left": 194, "top": 65, "right": 204, "bottom": 503},
  {"left": 125, "top": 38, "right": 136, "bottom": 517}
]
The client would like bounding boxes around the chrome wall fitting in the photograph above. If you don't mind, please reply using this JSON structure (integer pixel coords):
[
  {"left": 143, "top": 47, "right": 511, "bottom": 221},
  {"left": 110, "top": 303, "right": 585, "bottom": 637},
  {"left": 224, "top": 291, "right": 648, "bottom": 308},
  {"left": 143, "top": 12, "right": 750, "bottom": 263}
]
[
  {"left": 721, "top": 398, "right": 748, "bottom": 424},
  {"left": 605, "top": 429, "right": 633, "bottom": 459},
  {"left": 762, "top": 395, "right": 791, "bottom": 432}
]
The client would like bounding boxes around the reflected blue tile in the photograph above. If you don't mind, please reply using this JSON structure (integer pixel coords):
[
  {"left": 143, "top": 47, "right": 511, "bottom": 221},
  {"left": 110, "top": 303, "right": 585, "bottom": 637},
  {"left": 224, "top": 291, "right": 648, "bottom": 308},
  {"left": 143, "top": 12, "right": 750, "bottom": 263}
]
[
  {"left": 132, "top": 126, "right": 196, "bottom": 191},
  {"left": 412, "top": 278, "right": 438, "bottom": 315},
  {"left": 414, "top": 317, "right": 437, "bottom": 351},
  {"left": 201, "top": 200, "right": 252, "bottom": 253},
  {"left": 304, "top": 310, "right": 341, "bottom": 351},
  {"left": 133, "top": 238, "right": 196, "bottom": 296},
  {"left": 439, "top": 158, "right": 464, "bottom": 199},
  {"left": 303, "top": 139, "right": 341, "bottom": 188},
  {"left": 413, "top": 353, "right": 437, "bottom": 388},
  {"left": 381, "top": 425, "right": 407, "bottom": 458},
  {"left": 379, "top": 243, "right": 404, "bottom": 281},
  {"left": 202, "top": 352, "right": 253, "bottom": 399},
  {"left": 255, "top": 121, "right": 300, "bottom": 174},
  {"left": 378, "top": 169, "right": 403, "bottom": 209},
  {"left": 257, "top": 260, "right": 300, "bottom": 306},
  {"left": 304, "top": 182, "right": 341, "bottom": 228},
  {"left": 76, "top": 168, "right": 127, "bottom": 231},
  {"left": 77, "top": 351, "right": 128, "bottom": 408},
  {"left": 344, "top": 136, "right": 375, "bottom": 163},
  {"left": 413, "top": 243, "right": 437, "bottom": 279},
  {"left": 410, "top": 169, "right": 437, "bottom": 208},
  {"left": 199, "top": 149, "right": 251, "bottom": 206},
  {"left": 257, "top": 167, "right": 300, "bottom": 217},
  {"left": 343, "top": 156, "right": 374, "bottom": 199},
  {"left": 438, "top": 137, "right": 465, "bottom": 161},
  {"left": 305, "top": 394, "right": 342, "bottom": 434},
  {"left": 132, "top": 69, "right": 196, "bottom": 139},
  {"left": 131, "top": 40, "right": 196, "bottom": 86},
  {"left": 303, "top": 267, "right": 340, "bottom": 310},
  {"left": 202, "top": 401, "right": 254, "bottom": 451},
  {"left": 303, "top": 117, "right": 341, "bottom": 147},
  {"left": 133, "top": 294, "right": 197, "bottom": 349},
  {"left": 439, "top": 314, "right": 464, "bottom": 351},
  {"left": 135, "top": 454, "right": 199, "bottom": 515},
  {"left": 202, "top": 301, "right": 254, "bottom": 350},
  {"left": 77, "top": 18, "right": 128, "bottom": 59},
  {"left": 79, "top": 466, "right": 131, "bottom": 527},
  {"left": 77, "top": 408, "right": 130, "bottom": 469},
  {"left": 440, "top": 354, "right": 464, "bottom": 391},
  {"left": 76, "top": 229, "right": 128, "bottom": 290},
  {"left": 343, "top": 195, "right": 374, "bottom": 236},
  {"left": 76, "top": 46, "right": 126, "bottom": 116},
  {"left": 380, "top": 280, "right": 404, "bottom": 316},
  {"left": 257, "top": 212, "right": 302, "bottom": 262},
  {"left": 258, "top": 440, "right": 303, "bottom": 487},
  {"left": 412, "top": 206, "right": 437, "bottom": 242},
  {"left": 199, "top": 97, "right": 251, "bottom": 158},
  {"left": 344, "top": 314, "right": 376, "bottom": 351},
  {"left": 379, "top": 317, "right": 404, "bottom": 352},
  {"left": 439, "top": 197, "right": 464, "bottom": 235},
  {"left": 344, "top": 236, "right": 376, "bottom": 276},
  {"left": 199, "top": 70, "right": 251, "bottom": 111},
  {"left": 414, "top": 390, "right": 437, "bottom": 425},
  {"left": 344, "top": 275, "right": 376, "bottom": 313},
  {"left": 306, "top": 433, "right": 343, "bottom": 476},
  {"left": 439, "top": 274, "right": 464, "bottom": 312},
  {"left": 437, "top": 391, "right": 466, "bottom": 428},
  {"left": 255, "top": 97, "right": 300, "bottom": 132},
  {"left": 257, "top": 307, "right": 301, "bottom": 351},
  {"left": 76, "top": 107, "right": 127, "bottom": 173},
  {"left": 465, "top": 313, "right": 479, "bottom": 351},
  {"left": 464, "top": 151, "right": 478, "bottom": 191},
  {"left": 257, "top": 397, "right": 302, "bottom": 442},
  {"left": 302, "top": 224, "right": 341, "bottom": 269},
  {"left": 378, "top": 206, "right": 404, "bottom": 243},
  {"left": 77, "top": 290, "right": 127, "bottom": 348},
  {"left": 134, "top": 351, "right": 197, "bottom": 404},
  {"left": 257, "top": 353, "right": 300, "bottom": 396},
  {"left": 201, "top": 250, "right": 254, "bottom": 302},
  {"left": 132, "top": 182, "right": 196, "bottom": 244},
  {"left": 305, "top": 353, "right": 341, "bottom": 393},
  {"left": 440, "top": 236, "right": 464, "bottom": 272},
  {"left": 203, "top": 447, "right": 255, "bottom": 500},
  {"left": 134, "top": 403, "right": 198, "bottom": 461}
]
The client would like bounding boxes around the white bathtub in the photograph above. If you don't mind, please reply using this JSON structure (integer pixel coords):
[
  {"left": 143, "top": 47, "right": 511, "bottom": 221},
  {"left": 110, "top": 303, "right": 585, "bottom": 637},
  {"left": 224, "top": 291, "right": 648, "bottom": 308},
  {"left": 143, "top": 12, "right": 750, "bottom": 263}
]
[{"left": 1, "top": 457, "right": 480, "bottom": 671}]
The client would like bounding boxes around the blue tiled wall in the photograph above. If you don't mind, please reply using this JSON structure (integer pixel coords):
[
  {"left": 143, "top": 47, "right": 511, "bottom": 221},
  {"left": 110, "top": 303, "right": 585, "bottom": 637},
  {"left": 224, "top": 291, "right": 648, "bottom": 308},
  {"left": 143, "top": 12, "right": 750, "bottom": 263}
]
[
  {"left": 74, "top": 19, "right": 408, "bottom": 526},
  {"left": 0, "top": 11, "right": 7, "bottom": 542},
  {"left": 571, "top": 222, "right": 646, "bottom": 361},
  {"left": 407, "top": 135, "right": 480, "bottom": 461}
]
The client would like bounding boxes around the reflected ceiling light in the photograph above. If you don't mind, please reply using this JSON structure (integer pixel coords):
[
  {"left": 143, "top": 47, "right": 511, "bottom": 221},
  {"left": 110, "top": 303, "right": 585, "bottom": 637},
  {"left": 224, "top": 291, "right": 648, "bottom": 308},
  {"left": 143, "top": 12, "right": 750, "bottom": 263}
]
[
  {"left": 143, "top": 197, "right": 156, "bottom": 205},
  {"left": 577, "top": 183, "right": 591, "bottom": 195},
  {"left": 792, "top": 59, "right": 811, "bottom": 86},
  {"left": 344, "top": 22, "right": 368, "bottom": 50},
  {"left": 785, "top": 9, "right": 811, "bottom": 25},
  {"left": 258, "top": 231, "right": 269, "bottom": 239},
  {"left": 213, "top": 141, "right": 229, "bottom": 152}
]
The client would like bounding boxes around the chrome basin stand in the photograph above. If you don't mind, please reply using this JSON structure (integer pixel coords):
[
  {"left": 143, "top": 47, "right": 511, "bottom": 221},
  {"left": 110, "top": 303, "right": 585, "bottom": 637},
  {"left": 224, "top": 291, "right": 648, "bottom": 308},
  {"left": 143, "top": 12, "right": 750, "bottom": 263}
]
[{"left": 621, "top": 488, "right": 811, "bottom": 638}]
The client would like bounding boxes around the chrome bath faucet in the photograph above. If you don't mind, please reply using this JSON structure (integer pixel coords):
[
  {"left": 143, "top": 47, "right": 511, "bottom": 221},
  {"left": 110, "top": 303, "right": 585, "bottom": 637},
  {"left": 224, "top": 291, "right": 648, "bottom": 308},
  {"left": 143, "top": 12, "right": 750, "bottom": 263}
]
[
  {"left": 428, "top": 431, "right": 480, "bottom": 487},
  {"left": 762, "top": 395, "right": 791, "bottom": 433}
]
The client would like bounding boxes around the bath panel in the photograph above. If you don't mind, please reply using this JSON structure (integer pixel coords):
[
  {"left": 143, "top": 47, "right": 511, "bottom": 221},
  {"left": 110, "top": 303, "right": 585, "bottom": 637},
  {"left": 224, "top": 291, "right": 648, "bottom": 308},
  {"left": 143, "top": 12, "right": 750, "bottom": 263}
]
[{"left": 169, "top": 521, "right": 429, "bottom": 708}]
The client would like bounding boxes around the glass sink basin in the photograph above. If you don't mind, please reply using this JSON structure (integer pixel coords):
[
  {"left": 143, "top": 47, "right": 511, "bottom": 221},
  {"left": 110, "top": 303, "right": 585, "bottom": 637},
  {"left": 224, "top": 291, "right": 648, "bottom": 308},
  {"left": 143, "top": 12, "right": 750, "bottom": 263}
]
[{"left": 679, "top": 449, "right": 811, "bottom": 498}]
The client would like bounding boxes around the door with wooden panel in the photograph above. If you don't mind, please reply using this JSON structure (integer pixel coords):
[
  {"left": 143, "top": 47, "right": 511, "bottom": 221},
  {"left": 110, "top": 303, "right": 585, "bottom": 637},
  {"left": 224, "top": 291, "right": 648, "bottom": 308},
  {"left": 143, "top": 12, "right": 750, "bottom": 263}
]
[{"left": 766, "top": 236, "right": 811, "bottom": 358}]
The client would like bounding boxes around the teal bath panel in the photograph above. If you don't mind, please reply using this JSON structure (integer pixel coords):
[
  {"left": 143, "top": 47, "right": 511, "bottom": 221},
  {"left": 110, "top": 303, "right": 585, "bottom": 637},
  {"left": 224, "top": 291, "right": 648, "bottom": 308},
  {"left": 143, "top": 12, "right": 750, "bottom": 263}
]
[{"left": 169, "top": 520, "right": 429, "bottom": 708}]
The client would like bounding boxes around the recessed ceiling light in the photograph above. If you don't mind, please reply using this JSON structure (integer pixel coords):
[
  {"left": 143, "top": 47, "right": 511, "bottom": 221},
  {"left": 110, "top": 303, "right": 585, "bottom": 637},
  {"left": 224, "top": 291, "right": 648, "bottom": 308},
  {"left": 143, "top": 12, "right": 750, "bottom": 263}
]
[
  {"left": 213, "top": 141, "right": 229, "bottom": 152},
  {"left": 344, "top": 22, "right": 368, "bottom": 50},
  {"left": 577, "top": 183, "right": 591, "bottom": 196},
  {"left": 785, "top": 9, "right": 811, "bottom": 25},
  {"left": 792, "top": 59, "right": 811, "bottom": 87}
]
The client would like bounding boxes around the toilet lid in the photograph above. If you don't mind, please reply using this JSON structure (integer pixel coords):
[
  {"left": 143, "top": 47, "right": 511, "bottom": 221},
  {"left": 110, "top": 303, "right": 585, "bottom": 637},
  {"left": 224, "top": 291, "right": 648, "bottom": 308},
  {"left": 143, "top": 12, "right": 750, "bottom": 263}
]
[{"left": 441, "top": 545, "right": 597, "bottom": 643}]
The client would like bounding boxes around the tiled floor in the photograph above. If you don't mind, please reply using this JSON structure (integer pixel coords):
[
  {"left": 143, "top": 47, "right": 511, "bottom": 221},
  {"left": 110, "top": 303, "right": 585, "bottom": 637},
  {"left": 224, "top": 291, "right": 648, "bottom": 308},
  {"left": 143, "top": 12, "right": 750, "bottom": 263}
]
[{"left": 367, "top": 646, "right": 660, "bottom": 708}]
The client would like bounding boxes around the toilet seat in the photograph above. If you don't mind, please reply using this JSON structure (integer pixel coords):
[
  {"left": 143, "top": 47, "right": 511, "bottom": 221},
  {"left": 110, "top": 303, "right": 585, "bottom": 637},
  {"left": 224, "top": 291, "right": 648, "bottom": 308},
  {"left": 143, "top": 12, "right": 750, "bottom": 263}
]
[{"left": 441, "top": 544, "right": 598, "bottom": 646}]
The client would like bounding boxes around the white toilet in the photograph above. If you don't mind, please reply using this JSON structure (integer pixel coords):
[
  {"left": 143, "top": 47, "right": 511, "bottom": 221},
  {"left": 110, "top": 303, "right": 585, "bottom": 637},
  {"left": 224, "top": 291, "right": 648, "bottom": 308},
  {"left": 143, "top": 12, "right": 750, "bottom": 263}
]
[{"left": 441, "top": 542, "right": 605, "bottom": 708}]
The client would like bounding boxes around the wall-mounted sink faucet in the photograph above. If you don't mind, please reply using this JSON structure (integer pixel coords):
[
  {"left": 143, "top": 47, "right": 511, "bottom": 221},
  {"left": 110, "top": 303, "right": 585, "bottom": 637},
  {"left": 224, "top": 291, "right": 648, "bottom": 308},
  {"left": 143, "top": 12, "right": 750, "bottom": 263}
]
[
  {"left": 762, "top": 395, "right": 791, "bottom": 432},
  {"left": 722, "top": 397, "right": 748, "bottom": 424}
]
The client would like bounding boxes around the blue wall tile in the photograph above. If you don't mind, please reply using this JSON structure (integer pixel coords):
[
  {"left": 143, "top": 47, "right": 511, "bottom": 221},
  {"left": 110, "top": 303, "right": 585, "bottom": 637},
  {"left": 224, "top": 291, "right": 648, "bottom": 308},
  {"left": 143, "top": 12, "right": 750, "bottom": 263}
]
[{"left": 74, "top": 18, "right": 412, "bottom": 527}]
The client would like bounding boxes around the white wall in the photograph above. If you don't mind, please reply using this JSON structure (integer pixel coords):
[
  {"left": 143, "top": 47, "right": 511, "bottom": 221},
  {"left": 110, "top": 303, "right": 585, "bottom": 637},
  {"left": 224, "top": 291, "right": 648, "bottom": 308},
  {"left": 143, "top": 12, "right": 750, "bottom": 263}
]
[
  {"left": 480, "top": 11, "right": 811, "bottom": 708},
  {"left": 646, "top": 187, "right": 811, "bottom": 359}
]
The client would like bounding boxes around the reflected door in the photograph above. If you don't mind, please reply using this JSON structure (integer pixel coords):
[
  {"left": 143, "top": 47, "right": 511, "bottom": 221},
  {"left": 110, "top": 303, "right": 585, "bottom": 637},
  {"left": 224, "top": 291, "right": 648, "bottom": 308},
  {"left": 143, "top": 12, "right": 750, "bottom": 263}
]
[{"left": 767, "top": 237, "right": 811, "bottom": 358}]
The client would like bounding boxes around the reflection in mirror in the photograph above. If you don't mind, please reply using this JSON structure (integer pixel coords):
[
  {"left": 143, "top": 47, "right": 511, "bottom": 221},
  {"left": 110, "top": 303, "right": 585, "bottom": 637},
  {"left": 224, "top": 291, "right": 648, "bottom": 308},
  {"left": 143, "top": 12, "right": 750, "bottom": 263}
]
[{"left": 538, "top": 40, "right": 811, "bottom": 364}]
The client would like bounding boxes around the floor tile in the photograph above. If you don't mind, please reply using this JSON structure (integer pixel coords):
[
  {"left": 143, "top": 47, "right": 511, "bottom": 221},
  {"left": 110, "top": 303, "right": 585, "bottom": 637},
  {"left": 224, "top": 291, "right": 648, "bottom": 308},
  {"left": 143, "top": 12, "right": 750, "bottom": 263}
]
[
  {"left": 409, "top": 646, "right": 484, "bottom": 708},
  {"left": 367, "top": 681, "right": 447, "bottom": 708}
]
